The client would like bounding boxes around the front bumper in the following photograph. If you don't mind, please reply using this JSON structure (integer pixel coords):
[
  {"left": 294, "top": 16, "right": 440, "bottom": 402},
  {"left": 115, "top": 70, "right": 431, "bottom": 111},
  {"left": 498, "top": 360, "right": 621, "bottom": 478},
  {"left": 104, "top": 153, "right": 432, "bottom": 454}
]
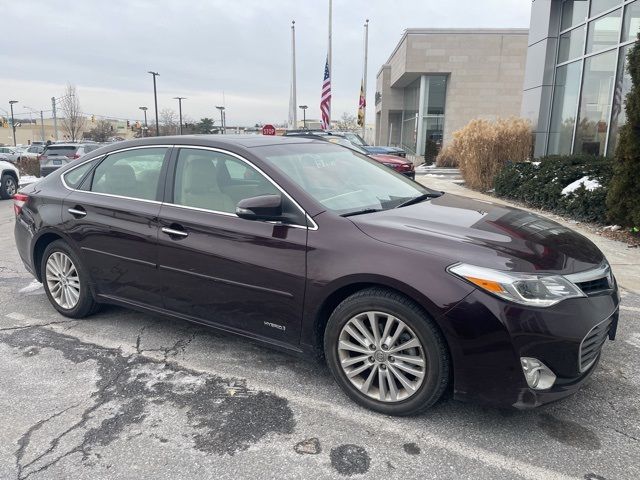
[{"left": 441, "top": 287, "right": 619, "bottom": 408}]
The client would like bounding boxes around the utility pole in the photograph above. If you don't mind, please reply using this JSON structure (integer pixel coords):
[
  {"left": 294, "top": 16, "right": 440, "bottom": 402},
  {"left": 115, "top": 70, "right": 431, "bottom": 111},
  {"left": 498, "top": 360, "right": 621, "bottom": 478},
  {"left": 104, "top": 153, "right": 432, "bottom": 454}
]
[
  {"left": 148, "top": 71, "right": 160, "bottom": 136},
  {"left": 51, "top": 97, "right": 58, "bottom": 141},
  {"left": 9, "top": 100, "right": 18, "bottom": 146},
  {"left": 173, "top": 97, "right": 186, "bottom": 135},
  {"left": 24, "top": 106, "right": 45, "bottom": 142}
]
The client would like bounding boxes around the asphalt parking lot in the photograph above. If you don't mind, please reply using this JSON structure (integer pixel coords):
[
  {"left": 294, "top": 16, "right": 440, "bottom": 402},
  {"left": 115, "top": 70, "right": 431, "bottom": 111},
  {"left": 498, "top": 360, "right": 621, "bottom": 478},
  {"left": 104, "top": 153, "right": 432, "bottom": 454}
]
[{"left": 1, "top": 198, "right": 639, "bottom": 480}]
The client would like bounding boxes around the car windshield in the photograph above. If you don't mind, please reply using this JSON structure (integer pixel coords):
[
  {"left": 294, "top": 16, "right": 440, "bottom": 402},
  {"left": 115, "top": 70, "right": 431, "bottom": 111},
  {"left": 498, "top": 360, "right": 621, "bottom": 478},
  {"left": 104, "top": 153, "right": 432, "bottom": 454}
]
[{"left": 259, "top": 143, "right": 435, "bottom": 215}]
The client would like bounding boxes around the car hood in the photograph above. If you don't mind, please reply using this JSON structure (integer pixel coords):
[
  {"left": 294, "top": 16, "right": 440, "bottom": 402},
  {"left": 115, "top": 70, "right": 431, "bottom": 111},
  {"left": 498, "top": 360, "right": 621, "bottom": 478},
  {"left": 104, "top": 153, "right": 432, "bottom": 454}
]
[
  {"left": 350, "top": 193, "right": 603, "bottom": 274},
  {"left": 371, "top": 154, "right": 412, "bottom": 165}
]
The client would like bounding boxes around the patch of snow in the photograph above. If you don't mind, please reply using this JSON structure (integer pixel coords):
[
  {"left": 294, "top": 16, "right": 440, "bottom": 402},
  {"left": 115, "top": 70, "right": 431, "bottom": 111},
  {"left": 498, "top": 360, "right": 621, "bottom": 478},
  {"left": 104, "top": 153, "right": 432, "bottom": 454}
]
[
  {"left": 18, "top": 280, "right": 43, "bottom": 294},
  {"left": 603, "top": 225, "right": 622, "bottom": 232},
  {"left": 561, "top": 176, "right": 601, "bottom": 196},
  {"left": 531, "top": 162, "right": 541, "bottom": 167},
  {"left": 19, "top": 175, "right": 40, "bottom": 186}
]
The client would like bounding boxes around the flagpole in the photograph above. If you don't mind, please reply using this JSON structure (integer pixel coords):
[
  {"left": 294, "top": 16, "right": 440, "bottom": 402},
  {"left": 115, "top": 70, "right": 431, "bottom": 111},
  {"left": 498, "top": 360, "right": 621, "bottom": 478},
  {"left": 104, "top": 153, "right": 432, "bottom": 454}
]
[
  {"left": 289, "top": 20, "right": 297, "bottom": 129},
  {"left": 328, "top": 0, "right": 332, "bottom": 127},
  {"left": 362, "top": 19, "right": 369, "bottom": 139}
]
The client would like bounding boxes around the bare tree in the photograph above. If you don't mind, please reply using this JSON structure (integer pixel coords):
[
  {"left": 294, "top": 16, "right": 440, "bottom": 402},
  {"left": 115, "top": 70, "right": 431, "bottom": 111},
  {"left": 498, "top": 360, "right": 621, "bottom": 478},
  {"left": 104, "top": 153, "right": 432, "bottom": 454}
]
[
  {"left": 60, "top": 84, "right": 86, "bottom": 142},
  {"left": 159, "top": 108, "right": 178, "bottom": 136},
  {"left": 85, "top": 120, "right": 114, "bottom": 142},
  {"left": 335, "top": 112, "right": 359, "bottom": 132}
]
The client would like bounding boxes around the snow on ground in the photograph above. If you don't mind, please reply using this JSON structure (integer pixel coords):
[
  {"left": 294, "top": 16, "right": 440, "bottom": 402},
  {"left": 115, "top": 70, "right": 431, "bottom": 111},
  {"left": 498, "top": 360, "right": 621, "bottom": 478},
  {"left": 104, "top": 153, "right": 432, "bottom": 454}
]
[
  {"left": 561, "top": 176, "right": 601, "bottom": 196},
  {"left": 19, "top": 175, "right": 40, "bottom": 186}
]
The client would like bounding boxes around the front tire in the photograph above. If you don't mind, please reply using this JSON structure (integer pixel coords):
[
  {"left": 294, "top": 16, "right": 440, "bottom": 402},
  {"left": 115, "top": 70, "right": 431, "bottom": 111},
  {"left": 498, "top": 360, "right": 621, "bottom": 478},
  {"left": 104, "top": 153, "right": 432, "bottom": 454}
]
[
  {"left": 41, "top": 240, "right": 99, "bottom": 318},
  {"left": 324, "top": 288, "right": 450, "bottom": 416},
  {"left": 0, "top": 174, "right": 17, "bottom": 200}
]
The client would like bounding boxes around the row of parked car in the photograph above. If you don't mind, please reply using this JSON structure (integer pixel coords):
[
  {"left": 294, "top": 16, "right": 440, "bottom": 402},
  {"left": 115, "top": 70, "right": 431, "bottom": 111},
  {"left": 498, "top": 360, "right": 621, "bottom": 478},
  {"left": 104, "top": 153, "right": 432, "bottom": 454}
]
[{"left": 0, "top": 142, "right": 104, "bottom": 175}]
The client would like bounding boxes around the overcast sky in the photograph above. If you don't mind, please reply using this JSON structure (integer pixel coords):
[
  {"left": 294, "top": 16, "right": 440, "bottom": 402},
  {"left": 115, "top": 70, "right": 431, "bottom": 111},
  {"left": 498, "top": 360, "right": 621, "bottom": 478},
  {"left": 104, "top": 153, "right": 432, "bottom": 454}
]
[{"left": 1, "top": 0, "right": 531, "bottom": 126}]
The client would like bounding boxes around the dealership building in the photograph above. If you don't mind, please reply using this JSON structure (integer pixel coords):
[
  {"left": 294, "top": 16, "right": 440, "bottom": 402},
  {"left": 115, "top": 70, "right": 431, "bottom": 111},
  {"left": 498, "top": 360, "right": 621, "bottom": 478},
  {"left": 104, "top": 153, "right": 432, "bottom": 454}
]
[
  {"left": 523, "top": 0, "right": 639, "bottom": 157},
  {"left": 374, "top": 29, "right": 529, "bottom": 159}
]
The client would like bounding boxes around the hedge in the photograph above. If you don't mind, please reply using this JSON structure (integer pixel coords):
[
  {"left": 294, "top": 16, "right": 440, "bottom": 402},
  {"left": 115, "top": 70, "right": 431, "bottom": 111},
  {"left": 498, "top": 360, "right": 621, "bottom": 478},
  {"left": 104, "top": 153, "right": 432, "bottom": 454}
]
[{"left": 494, "top": 155, "right": 613, "bottom": 224}]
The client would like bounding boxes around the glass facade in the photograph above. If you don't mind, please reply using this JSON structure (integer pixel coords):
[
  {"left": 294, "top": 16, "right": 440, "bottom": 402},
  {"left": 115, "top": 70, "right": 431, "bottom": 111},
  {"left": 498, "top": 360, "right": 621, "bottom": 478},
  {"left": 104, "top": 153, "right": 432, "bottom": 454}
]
[
  {"left": 547, "top": 0, "right": 639, "bottom": 156},
  {"left": 387, "top": 75, "right": 448, "bottom": 156}
]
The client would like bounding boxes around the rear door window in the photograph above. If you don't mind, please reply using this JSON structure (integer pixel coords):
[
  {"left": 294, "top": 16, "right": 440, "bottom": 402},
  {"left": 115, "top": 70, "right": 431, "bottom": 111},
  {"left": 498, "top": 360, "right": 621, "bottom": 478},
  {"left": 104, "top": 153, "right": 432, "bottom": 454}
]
[{"left": 89, "top": 148, "right": 167, "bottom": 201}]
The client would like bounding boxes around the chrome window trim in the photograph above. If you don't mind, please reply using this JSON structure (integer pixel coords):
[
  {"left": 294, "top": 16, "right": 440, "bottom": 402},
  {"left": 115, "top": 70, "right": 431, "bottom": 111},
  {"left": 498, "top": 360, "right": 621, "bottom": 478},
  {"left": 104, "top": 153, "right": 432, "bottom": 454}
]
[
  {"left": 60, "top": 143, "right": 319, "bottom": 230},
  {"left": 168, "top": 145, "right": 318, "bottom": 230},
  {"left": 61, "top": 145, "right": 174, "bottom": 193},
  {"left": 60, "top": 154, "right": 105, "bottom": 190}
]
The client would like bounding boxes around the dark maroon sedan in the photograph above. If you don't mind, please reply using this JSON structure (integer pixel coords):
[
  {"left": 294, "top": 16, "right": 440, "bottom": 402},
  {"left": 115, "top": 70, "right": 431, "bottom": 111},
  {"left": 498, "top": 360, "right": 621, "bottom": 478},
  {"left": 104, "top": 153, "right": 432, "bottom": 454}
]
[{"left": 13, "top": 136, "right": 619, "bottom": 415}]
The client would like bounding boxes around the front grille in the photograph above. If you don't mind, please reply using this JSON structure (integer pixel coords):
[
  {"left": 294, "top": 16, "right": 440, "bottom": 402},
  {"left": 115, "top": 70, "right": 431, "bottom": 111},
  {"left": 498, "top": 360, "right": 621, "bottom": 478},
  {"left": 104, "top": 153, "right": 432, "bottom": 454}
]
[
  {"left": 579, "top": 317, "right": 613, "bottom": 372},
  {"left": 576, "top": 276, "right": 611, "bottom": 295}
]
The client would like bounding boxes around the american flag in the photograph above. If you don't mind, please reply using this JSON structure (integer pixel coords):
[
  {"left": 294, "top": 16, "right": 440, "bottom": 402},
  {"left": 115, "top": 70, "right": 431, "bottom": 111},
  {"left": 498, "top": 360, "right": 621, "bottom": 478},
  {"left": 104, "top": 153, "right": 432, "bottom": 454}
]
[{"left": 320, "top": 55, "right": 331, "bottom": 130}]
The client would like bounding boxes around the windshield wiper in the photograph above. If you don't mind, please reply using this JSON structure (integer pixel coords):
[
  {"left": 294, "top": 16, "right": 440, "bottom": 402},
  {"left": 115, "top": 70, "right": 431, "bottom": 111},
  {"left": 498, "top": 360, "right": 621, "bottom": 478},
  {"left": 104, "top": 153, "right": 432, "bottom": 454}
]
[
  {"left": 341, "top": 208, "right": 383, "bottom": 218},
  {"left": 395, "top": 192, "right": 443, "bottom": 209}
]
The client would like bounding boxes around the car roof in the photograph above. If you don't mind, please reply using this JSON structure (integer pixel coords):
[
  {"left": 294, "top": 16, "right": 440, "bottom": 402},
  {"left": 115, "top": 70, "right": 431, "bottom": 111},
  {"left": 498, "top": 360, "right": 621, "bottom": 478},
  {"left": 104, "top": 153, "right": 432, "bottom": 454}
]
[{"left": 88, "top": 135, "right": 324, "bottom": 151}]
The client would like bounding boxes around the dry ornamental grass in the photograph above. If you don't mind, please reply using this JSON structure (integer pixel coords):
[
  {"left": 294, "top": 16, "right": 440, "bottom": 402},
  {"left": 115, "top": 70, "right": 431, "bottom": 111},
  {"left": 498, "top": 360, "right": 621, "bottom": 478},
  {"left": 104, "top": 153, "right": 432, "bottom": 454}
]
[{"left": 447, "top": 117, "right": 532, "bottom": 191}]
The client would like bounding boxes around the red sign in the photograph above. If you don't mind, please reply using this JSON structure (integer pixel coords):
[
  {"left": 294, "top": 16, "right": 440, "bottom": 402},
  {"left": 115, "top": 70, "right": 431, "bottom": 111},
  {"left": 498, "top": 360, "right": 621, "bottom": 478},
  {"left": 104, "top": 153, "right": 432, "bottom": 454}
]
[{"left": 262, "top": 124, "right": 276, "bottom": 136}]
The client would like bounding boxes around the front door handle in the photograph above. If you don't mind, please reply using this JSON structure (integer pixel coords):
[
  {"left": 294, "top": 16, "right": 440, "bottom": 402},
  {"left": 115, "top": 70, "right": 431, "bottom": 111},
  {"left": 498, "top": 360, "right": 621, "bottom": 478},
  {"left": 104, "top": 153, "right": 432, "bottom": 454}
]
[
  {"left": 68, "top": 207, "right": 87, "bottom": 218},
  {"left": 162, "top": 226, "right": 189, "bottom": 238}
]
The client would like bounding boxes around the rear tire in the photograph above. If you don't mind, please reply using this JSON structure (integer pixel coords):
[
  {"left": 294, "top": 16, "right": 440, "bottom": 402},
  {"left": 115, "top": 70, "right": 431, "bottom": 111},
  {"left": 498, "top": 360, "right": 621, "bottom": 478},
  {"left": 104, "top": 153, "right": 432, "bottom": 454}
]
[
  {"left": 41, "top": 240, "right": 99, "bottom": 318},
  {"left": 324, "top": 288, "right": 450, "bottom": 416},
  {"left": 0, "top": 174, "right": 17, "bottom": 200}
]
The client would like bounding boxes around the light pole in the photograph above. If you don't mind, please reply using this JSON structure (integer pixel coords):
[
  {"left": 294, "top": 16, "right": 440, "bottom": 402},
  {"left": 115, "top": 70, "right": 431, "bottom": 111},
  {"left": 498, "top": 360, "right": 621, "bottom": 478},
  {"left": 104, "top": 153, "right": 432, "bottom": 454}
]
[
  {"left": 139, "top": 106, "right": 148, "bottom": 137},
  {"left": 9, "top": 100, "right": 18, "bottom": 146},
  {"left": 148, "top": 71, "right": 160, "bottom": 136},
  {"left": 215, "top": 106, "right": 225, "bottom": 134},
  {"left": 298, "top": 105, "right": 308, "bottom": 129},
  {"left": 173, "top": 97, "right": 186, "bottom": 135}
]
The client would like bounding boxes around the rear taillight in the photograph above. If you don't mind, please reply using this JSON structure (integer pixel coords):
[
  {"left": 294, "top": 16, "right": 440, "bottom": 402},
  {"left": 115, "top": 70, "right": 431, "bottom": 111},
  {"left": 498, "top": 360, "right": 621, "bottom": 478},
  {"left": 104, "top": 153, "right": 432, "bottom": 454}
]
[{"left": 13, "top": 193, "right": 29, "bottom": 216}]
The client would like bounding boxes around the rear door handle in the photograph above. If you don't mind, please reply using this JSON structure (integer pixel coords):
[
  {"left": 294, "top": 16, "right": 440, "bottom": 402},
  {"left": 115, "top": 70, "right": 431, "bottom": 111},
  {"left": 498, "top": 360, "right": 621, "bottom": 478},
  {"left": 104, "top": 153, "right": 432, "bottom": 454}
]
[
  {"left": 162, "top": 226, "right": 189, "bottom": 238},
  {"left": 68, "top": 207, "right": 87, "bottom": 218}
]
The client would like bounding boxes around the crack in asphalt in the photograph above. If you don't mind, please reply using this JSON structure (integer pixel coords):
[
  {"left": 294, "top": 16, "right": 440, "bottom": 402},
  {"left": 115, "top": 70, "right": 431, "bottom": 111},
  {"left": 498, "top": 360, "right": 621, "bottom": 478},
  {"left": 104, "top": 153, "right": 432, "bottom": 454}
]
[
  {"left": 0, "top": 320, "right": 77, "bottom": 333},
  {"left": 15, "top": 402, "right": 82, "bottom": 480},
  {"left": 2, "top": 325, "right": 295, "bottom": 479}
]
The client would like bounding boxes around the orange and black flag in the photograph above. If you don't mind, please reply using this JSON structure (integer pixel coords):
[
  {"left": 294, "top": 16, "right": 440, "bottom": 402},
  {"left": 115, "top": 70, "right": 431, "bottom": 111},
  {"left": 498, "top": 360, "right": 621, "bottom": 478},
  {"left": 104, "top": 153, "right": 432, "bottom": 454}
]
[{"left": 357, "top": 80, "right": 366, "bottom": 127}]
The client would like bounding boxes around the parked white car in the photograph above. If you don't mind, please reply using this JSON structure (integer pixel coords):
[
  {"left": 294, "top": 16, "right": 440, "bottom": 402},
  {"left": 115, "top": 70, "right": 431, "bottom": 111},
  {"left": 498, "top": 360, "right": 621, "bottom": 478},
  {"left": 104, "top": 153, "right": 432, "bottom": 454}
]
[
  {"left": 0, "top": 146, "right": 20, "bottom": 164},
  {"left": 0, "top": 160, "right": 20, "bottom": 199},
  {"left": 19, "top": 145, "right": 44, "bottom": 161}
]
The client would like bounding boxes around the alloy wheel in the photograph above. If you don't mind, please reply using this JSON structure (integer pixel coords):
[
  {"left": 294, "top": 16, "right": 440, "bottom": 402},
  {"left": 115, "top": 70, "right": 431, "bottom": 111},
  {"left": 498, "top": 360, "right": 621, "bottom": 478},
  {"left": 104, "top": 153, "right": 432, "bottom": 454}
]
[
  {"left": 45, "top": 251, "right": 81, "bottom": 310},
  {"left": 337, "top": 311, "right": 426, "bottom": 402},
  {"left": 5, "top": 177, "right": 16, "bottom": 196}
]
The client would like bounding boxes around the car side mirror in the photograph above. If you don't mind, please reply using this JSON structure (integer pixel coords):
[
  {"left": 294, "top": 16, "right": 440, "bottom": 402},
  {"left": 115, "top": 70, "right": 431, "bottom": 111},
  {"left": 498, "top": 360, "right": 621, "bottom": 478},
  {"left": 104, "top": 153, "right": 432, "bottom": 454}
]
[{"left": 236, "top": 194, "right": 283, "bottom": 221}]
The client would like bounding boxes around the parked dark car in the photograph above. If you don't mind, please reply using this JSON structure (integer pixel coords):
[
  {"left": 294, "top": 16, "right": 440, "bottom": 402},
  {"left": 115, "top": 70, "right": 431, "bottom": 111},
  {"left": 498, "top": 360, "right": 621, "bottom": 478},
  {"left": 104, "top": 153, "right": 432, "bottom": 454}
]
[
  {"left": 39, "top": 143, "right": 102, "bottom": 177},
  {"left": 285, "top": 131, "right": 415, "bottom": 179},
  {"left": 13, "top": 136, "right": 619, "bottom": 415},
  {"left": 285, "top": 129, "right": 406, "bottom": 158}
]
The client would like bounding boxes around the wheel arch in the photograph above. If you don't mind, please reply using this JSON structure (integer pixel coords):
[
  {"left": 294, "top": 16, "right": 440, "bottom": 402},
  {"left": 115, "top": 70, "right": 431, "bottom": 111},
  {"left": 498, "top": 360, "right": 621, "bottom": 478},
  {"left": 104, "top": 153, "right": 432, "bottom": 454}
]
[
  {"left": 311, "top": 275, "right": 451, "bottom": 356},
  {"left": 32, "top": 231, "right": 67, "bottom": 282}
]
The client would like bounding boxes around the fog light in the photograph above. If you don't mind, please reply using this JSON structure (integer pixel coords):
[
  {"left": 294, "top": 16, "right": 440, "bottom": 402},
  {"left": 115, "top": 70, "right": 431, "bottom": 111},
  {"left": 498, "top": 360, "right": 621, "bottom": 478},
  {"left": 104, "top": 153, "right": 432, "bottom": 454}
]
[{"left": 520, "top": 357, "right": 556, "bottom": 390}]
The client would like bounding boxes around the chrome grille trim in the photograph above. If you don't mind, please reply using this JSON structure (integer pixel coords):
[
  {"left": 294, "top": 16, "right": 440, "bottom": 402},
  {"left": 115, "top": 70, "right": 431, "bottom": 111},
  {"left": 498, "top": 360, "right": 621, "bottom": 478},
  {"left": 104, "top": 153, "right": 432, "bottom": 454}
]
[{"left": 578, "top": 316, "right": 613, "bottom": 373}]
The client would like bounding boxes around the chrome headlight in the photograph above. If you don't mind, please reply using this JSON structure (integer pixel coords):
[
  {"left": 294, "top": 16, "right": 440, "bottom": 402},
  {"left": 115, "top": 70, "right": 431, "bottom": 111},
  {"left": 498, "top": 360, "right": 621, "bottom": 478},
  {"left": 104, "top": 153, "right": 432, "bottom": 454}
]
[{"left": 448, "top": 263, "right": 585, "bottom": 307}]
